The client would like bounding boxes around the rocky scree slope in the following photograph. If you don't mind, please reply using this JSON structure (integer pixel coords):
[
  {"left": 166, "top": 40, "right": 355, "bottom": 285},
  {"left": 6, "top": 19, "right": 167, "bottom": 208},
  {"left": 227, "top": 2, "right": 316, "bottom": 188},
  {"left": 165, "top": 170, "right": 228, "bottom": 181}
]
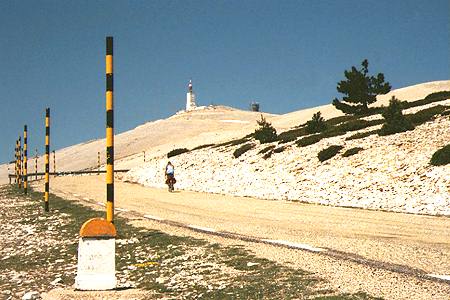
[{"left": 125, "top": 101, "right": 450, "bottom": 216}]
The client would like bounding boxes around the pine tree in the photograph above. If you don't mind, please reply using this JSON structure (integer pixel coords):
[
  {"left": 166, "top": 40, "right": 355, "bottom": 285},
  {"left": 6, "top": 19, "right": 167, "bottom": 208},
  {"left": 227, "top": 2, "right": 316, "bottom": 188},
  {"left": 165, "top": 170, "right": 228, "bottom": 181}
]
[
  {"left": 254, "top": 115, "right": 277, "bottom": 144},
  {"left": 306, "top": 111, "right": 327, "bottom": 133},
  {"left": 332, "top": 59, "right": 391, "bottom": 115},
  {"left": 379, "top": 96, "right": 414, "bottom": 135}
]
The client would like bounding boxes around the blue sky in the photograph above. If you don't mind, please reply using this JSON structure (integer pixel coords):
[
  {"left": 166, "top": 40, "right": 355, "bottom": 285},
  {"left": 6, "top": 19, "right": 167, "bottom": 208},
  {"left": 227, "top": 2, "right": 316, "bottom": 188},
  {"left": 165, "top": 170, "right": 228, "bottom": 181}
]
[{"left": 0, "top": 0, "right": 449, "bottom": 164}]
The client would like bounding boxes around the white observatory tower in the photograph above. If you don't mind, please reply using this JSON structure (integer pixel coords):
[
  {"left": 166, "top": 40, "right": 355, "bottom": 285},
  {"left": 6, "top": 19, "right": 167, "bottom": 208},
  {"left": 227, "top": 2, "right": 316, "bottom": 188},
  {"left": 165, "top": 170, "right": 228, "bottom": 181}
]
[{"left": 186, "top": 79, "right": 196, "bottom": 111}]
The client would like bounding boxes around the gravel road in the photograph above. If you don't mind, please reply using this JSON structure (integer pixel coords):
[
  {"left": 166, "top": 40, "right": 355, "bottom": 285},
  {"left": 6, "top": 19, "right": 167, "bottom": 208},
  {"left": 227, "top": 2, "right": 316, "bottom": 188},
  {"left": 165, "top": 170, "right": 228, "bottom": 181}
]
[{"left": 32, "top": 175, "right": 450, "bottom": 299}]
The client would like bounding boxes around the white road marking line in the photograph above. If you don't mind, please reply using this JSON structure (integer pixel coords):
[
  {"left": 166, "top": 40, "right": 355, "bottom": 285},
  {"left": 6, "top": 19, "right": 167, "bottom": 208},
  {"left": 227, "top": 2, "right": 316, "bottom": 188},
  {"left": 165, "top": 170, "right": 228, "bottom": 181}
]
[
  {"left": 143, "top": 214, "right": 165, "bottom": 221},
  {"left": 188, "top": 225, "right": 216, "bottom": 233},
  {"left": 116, "top": 208, "right": 129, "bottom": 212},
  {"left": 262, "top": 239, "right": 325, "bottom": 252},
  {"left": 427, "top": 274, "right": 450, "bottom": 281}
]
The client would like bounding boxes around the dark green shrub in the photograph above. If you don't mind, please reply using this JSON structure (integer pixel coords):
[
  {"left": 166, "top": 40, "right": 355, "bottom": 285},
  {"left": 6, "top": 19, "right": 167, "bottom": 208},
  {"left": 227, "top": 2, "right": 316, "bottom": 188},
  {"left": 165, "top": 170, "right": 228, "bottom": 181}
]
[
  {"left": 253, "top": 115, "right": 277, "bottom": 144},
  {"left": 273, "top": 146, "right": 286, "bottom": 153},
  {"left": 233, "top": 143, "right": 255, "bottom": 158},
  {"left": 263, "top": 150, "right": 273, "bottom": 159},
  {"left": 276, "top": 127, "right": 308, "bottom": 143},
  {"left": 425, "top": 91, "right": 450, "bottom": 101},
  {"left": 430, "top": 145, "right": 450, "bottom": 166},
  {"left": 318, "top": 145, "right": 344, "bottom": 162},
  {"left": 379, "top": 97, "right": 414, "bottom": 136},
  {"left": 258, "top": 145, "right": 275, "bottom": 154},
  {"left": 338, "top": 119, "right": 371, "bottom": 132},
  {"left": 325, "top": 115, "right": 356, "bottom": 126},
  {"left": 296, "top": 134, "right": 322, "bottom": 147},
  {"left": 406, "top": 105, "right": 449, "bottom": 125},
  {"left": 167, "top": 148, "right": 189, "bottom": 158},
  {"left": 346, "top": 129, "right": 380, "bottom": 140},
  {"left": 306, "top": 111, "right": 327, "bottom": 133},
  {"left": 342, "top": 147, "right": 364, "bottom": 157},
  {"left": 213, "top": 137, "right": 250, "bottom": 148},
  {"left": 441, "top": 109, "right": 450, "bottom": 116},
  {"left": 191, "top": 143, "right": 215, "bottom": 151}
]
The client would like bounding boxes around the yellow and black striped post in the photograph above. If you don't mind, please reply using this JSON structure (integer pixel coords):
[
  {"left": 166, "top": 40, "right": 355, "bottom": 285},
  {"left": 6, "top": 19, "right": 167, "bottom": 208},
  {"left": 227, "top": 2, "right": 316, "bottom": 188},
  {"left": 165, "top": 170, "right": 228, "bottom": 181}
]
[
  {"left": 106, "top": 36, "right": 114, "bottom": 223},
  {"left": 44, "top": 108, "right": 50, "bottom": 212},
  {"left": 23, "top": 125, "right": 28, "bottom": 194},
  {"left": 18, "top": 137, "right": 22, "bottom": 188},
  {"left": 35, "top": 148, "right": 38, "bottom": 180},
  {"left": 97, "top": 151, "right": 100, "bottom": 175},
  {"left": 14, "top": 140, "right": 18, "bottom": 184},
  {"left": 53, "top": 150, "right": 56, "bottom": 174}
]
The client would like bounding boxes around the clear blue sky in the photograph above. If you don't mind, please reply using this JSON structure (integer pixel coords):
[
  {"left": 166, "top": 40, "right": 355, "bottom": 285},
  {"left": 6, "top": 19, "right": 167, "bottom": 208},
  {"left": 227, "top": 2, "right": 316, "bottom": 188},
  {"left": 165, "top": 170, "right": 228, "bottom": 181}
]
[{"left": 1, "top": 0, "right": 449, "bottom": 164}]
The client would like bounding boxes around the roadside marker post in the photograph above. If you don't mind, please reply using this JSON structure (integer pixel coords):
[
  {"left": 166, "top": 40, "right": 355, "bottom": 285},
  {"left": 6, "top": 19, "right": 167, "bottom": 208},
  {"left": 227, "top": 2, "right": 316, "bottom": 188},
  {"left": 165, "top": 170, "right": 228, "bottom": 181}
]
[
  {"left": 35, "top": 148, "right": 38, "bottom": 180},
  {"left": 14, "top": 140, "right": 18, "bottom": 184},
  {"left": 18, "top": 137, "right": 22, "bottom": 188},
  {"left": 44, "top": 108, "right": 50, "bottom": 212},
  {"left": 53, "top": 150, "right": 56, "bottom": 174},
  {"left": 75, "top": 36, "right": 116, "bottom": 291},
  {"left": 98, "top": 151, "right": 100, "bottom": 175},
  {"left": 23, "top": 125, "right": 28, "bottom": 194}
]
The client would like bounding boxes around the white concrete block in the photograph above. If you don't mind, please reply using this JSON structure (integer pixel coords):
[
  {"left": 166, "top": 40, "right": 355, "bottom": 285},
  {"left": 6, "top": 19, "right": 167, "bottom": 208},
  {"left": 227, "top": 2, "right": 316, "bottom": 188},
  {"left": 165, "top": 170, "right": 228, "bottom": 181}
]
[{"left": 75, "top": 237, "right": 116, "bottom": 290}]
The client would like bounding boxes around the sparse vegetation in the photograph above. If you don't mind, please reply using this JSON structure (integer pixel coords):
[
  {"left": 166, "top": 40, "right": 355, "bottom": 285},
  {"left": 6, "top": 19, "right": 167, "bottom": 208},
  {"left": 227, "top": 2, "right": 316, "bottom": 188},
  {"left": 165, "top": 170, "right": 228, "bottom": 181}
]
[
  {"left": 167, "top": 148, "right": 190, "bottom": 158},
  {"left": 233, "top": 143, "right": 255, "bottom": 158},
  {"left": 213, "top": 136, "right": 252, "bottom": 149},
  {"left": 332, "top": 59, "right": 391, "bottom": 115},
  {"left": 318, "top": 145, "right": 344, "bottom": 162},
  {"left": 191, "top": 143, "right": 215, "bottom": 151},
  {"left": 430, "top": 144, "right": 450, "bottom": 166},
  {"left": 346, "top": 129, "right": 380, "bottom": 140},
  {"left": 273, "top": 146, "right": 286, "bottom": 153},
  {"left": 0, "top": 185, "right": 379, "bottom": 299},
  {"left": 253, "top": 115, "right": 277, "bottom": 144},
  {"left": 342, "top": 147, "right": 364, "bottom": 157},
  {"left": 424, "top": 91, "right": 450, "bottom": 101},
  {"left": 306, "top": 111, "right": 327, "bottom": 133},
  {"left": 296, "top": 134, "right": 322, "bottom": 147},
  {"left": 263, "top": 151, "right": 273, "bottom": 159},
  {"left": 276, "top": 126, "right": 308, "bottom": 144},
  {"left": 379, "top": 97, "right": 414, "bottom": 136},
  {"left": 406, "top": 105, "right": 449, "bottom": 126},
  {"left": 258, "top": 145, "right": 275, "bottom": 154}
]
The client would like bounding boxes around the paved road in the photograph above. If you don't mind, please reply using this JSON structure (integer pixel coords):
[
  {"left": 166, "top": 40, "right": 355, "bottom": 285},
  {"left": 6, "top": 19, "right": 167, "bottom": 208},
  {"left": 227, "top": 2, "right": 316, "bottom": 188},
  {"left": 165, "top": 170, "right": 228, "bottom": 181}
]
[
  {"left": 30, "top": 175, "right": 450, "bottom": 298},
  {"left": 46, "top": 175, "right": 450, "bottom": 279}
]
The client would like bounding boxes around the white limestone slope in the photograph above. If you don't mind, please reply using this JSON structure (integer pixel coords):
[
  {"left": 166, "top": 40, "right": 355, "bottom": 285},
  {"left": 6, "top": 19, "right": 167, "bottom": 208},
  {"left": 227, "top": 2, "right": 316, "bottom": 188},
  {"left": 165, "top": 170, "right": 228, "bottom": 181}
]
[
  {"left": 1, "top": 80, "right": 449, "bottom": 216},
  {"left": 125, "top": 113, "right": 450, "bottom": 216}
]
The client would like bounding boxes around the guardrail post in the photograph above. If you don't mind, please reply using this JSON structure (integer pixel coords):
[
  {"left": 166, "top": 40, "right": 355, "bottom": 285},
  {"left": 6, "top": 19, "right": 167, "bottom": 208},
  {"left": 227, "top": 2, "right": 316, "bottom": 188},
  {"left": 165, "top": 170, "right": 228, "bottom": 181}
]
[
  {"left": 35, "top": 148, "right": 38, "bottom": 180},
  {"left": 18, "top": 137, "right": 22, "bottom": 188},
  {"left": 24, "top": 125, "right": 28, "bottom": 194},
  {"left": 106, "top": 36, "right": 114, "bottom": 223},
  {"left": 15, "top": 140, "right": 18, "bottom": 184},
  {"left": 44, "top": 108, "right": 50, "bottom": 212}
]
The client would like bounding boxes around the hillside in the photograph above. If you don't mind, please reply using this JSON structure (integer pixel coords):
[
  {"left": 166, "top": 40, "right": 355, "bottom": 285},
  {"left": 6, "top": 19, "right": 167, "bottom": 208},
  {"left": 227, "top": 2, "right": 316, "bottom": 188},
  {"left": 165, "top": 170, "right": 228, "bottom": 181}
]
[
  {"left": 1, "top": 81, "right": 449, "bottom": 214},
  {"left": 122, "top": 81, "right": 450, "bottom": 216}
]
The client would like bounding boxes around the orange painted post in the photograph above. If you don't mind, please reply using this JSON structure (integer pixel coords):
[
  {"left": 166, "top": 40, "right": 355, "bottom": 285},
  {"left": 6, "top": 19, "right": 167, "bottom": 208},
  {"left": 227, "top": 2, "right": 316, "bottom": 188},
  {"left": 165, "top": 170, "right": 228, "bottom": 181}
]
[
  {"left": 23, "top": 125, "right": 28, "bottom": 194},
  {"left": 44, "top": 108, "right": 50, "bottom": 212},
  {"left": 105, "top": 36, "right": 114, "bottom": 223}
]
